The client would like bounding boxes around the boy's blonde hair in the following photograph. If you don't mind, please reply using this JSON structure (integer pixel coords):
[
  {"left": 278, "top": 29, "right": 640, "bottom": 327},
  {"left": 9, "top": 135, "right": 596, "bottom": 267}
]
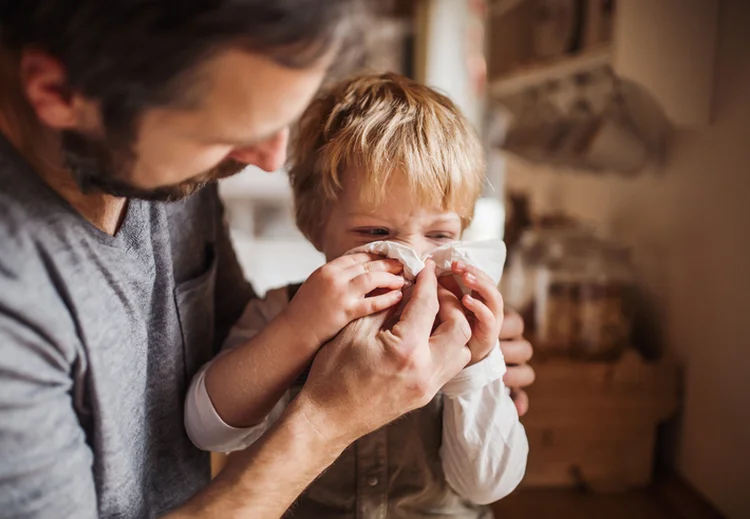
[{"left": 288, "top": 72, "right": 486, "bottom": 248}]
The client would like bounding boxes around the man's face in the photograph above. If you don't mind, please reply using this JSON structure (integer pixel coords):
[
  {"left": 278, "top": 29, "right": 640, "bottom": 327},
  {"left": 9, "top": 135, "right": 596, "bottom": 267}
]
[{"left": 67, "top": 49, "right": 330, "bottom": 201}]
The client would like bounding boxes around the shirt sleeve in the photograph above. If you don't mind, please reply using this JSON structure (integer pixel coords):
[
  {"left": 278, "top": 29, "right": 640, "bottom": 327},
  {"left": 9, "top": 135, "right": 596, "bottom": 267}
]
[
  {"left": 440, "top": 344, "right": 529, "bottom": 505},
  {"left": 184, "top": 287, "right": 292, "bottom": 452},
  {"left": 0, "top": 310, "right": 98, "bottom": 518}
]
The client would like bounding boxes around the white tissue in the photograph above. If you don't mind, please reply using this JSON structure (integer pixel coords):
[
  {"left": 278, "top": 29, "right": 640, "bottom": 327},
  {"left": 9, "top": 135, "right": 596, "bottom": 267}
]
[{"left": 348, "top": 240, "right": 507, "bottom": 288}]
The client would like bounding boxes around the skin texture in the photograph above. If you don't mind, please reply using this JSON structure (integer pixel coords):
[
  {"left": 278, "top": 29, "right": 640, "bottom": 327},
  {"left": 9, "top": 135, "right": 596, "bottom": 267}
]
[{"left": 0, "top": 41, "right": 534, "bottom": 517}]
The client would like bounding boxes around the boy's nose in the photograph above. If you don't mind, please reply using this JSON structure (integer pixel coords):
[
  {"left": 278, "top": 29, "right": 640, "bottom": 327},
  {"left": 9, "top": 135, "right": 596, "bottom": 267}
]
[
  {"left": 228, "top": 128, "right": 289, "bottom": 172},
  {"left": 398, "top": 237, "right": 434, "bottom": 258}
]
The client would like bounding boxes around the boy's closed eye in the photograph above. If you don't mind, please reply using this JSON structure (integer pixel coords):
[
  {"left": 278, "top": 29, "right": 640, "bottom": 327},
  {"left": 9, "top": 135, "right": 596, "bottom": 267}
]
[
  {"left": 426, "top": 232, "right": 456, "bottom": 242},
  {"left": 353, "top": 228, "right": 457, "bottom": 243},
  {"left": 354, "top": 227, "right": 390, "bottom": 237}
]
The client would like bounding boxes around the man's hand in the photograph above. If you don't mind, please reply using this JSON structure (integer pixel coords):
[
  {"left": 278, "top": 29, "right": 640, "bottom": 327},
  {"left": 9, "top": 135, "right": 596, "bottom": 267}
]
[
  {"left": 294, "top": 260, "right": 472, "bottom": 447},
  {"left": 284, "top": 253, "right": 406, "bottom": 347},
  {"left": 499, "top": 309, "right": 535, "bottom": 416}
]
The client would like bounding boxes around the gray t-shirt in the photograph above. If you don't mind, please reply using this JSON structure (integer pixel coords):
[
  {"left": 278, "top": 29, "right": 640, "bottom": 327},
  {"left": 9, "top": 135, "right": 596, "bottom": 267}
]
[{"left": 0, "top": 135, "right": 255, "bottom": 518}]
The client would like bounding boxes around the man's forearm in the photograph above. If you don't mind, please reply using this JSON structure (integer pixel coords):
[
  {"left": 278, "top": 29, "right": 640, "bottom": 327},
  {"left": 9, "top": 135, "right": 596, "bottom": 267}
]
[{"left": 166, "top": 398, "right": 343, "bottom": 519}]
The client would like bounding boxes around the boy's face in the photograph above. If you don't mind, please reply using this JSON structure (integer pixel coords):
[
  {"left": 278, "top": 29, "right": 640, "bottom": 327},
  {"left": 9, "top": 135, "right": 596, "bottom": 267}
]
[{"left": 320, "top": 172, "right": 464, "bottom": 262}]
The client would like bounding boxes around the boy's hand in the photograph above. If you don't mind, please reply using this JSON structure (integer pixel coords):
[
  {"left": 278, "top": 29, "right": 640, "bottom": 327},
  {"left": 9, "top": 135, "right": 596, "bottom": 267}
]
[
  {"left": 448, "top": 261, "right": 505, "bottom": 365},
  {"left": 285, "top": 253, "right": 406, "bottom": 347}
]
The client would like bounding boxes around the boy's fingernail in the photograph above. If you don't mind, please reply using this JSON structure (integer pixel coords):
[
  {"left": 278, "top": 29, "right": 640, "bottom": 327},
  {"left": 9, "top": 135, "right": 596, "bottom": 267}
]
[
  {"left": 465, "top": 273, "right": 476, "bottom": 283},
  {"left": 454, "top": 261, "right": 466, "bottom": 270}
]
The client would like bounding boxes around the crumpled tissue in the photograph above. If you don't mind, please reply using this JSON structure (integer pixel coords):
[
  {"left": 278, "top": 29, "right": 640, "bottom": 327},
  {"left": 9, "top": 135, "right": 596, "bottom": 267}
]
[{"left": 348, "top": 239, "right": 507, "bottom": 292}]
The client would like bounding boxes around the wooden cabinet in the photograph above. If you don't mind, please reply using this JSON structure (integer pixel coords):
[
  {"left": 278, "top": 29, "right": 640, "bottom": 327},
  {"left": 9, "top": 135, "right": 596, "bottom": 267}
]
[{"left": 521, "top": 351, "right": 680, "bottom": 490}]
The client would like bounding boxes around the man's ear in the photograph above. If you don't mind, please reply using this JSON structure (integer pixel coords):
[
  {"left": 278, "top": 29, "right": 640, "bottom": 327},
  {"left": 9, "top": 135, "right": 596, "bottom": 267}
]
[{"left": 18, "top": 49, "right": 82, "bottom": 131}]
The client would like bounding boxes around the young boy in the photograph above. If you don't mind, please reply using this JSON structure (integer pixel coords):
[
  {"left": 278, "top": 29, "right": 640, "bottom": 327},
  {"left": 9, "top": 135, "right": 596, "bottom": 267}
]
[{"left": 185, "top": 73, "right": 528, "bottom": 518}]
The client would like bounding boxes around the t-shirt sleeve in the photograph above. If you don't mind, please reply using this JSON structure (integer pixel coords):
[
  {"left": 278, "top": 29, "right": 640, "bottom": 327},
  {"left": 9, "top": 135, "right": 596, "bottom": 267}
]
[{"left": 0, "top": 304, "right": 97, "bottom": 517}]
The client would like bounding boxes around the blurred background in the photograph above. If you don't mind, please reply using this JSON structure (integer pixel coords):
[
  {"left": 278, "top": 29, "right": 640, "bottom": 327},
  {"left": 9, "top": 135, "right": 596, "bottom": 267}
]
[{"left": 218, "top": 1, "right": 749, "bottom": 517}]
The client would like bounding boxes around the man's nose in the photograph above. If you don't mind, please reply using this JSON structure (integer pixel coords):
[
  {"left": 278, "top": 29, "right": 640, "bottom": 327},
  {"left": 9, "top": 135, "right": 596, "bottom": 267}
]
[{"left": 228, "top": 128, "right": 289, "bottom": 172}]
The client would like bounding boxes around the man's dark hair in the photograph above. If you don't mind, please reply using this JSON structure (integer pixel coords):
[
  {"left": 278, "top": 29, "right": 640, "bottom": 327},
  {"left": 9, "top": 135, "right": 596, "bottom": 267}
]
[{"left": 0, "top": 0, "right": 361, "bottom": 140}]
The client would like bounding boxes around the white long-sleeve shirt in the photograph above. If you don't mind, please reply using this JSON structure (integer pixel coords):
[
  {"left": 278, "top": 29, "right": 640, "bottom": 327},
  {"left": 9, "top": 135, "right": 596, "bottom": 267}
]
[{"left": 185, "top": 286, "right": 528, "bottom": 509}]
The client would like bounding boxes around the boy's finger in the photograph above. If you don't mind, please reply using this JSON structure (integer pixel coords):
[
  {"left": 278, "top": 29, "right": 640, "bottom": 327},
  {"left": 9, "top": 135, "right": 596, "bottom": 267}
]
[
  {"left": 336, "top": 253, "right": 402, "bottom": 273},
  {"left": 461, "top": 269, "right": 504, "bottom": 317},
  {"left": 353, "top": 271, "right": 406, "bottom": 294},
  {"left": 355, "top": 289, "right": 404, "bottom": 318},
  {"left": 462, "top": 293, "right": 495, "bottom": 330},
  {"left": 353, "top": 258, "right": 405, "bottom": 276},
  {"left": 333, "top": 252, "right": 378, "bottom": 267},
  {"left": 452, "top": 261, "right": 495, "bottom": 286}
]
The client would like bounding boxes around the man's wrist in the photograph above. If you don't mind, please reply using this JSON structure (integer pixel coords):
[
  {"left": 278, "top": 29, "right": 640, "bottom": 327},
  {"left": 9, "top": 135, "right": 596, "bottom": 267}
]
[
  {"left": 171, "top": 394, "right": 348, "bottom": 518},
  {"left": 282, "top": 394, "right": 351, "bottom": 461}
]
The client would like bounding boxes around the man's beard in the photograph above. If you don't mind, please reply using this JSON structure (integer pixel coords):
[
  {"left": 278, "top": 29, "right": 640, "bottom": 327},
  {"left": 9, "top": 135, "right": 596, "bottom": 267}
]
[{"left": 62, "top": 130, "right": 247, "bottom": 202}]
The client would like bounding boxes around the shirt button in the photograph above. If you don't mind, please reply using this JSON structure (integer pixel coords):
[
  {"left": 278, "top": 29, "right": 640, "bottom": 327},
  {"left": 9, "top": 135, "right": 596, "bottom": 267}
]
[{"left": 366, "top": 475, "right": 379, "bottom": 487}]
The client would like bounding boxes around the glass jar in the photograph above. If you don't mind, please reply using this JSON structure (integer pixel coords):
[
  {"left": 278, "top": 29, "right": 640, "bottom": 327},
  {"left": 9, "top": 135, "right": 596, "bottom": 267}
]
[
  {"left": 502, "top": 226, "right": 596, "bottom": 338},
  {"left": 574, "top": 242, "right": 635, "bottom": 360},
  {"left": 534, "top": 239, "right": 635, "bottom": 361}
]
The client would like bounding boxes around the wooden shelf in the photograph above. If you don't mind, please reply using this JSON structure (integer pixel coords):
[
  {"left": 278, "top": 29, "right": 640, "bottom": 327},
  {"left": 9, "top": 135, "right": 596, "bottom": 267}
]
[
  {"left": 489, "top": 46, "right": 613, "bottom": 99},
  {"left": 486, "top": 0, "right": 718, "bottom": 125}
]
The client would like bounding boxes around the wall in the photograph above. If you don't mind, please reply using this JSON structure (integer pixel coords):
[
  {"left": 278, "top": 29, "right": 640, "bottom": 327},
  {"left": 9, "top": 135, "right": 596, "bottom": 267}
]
[
  {"left": 504, "top": 1, "right": 750, "bottom": 517},
  {"left": 422, "top": 0, "right": 484, "bottom": 127}
]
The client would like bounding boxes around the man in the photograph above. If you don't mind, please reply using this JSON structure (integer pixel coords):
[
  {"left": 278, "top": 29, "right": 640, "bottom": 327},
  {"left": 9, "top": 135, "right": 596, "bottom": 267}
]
[{"left": 0, "top": 1, "right": 535, "bottom": 517}]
